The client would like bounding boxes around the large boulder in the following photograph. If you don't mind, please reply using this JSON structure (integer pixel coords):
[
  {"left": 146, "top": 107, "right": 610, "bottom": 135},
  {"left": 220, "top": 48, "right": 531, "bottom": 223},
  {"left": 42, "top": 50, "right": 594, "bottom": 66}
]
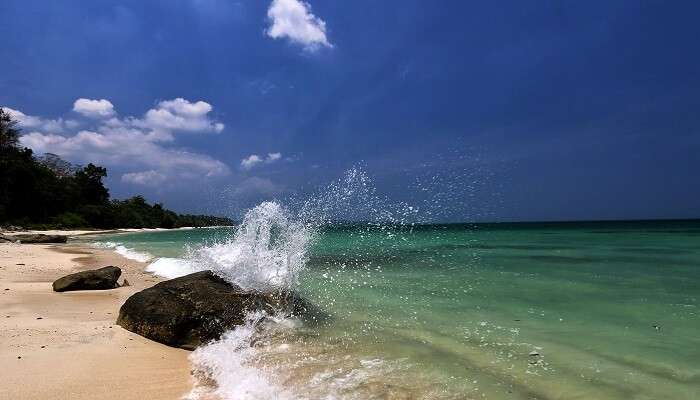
[
  {"left": 117, "top": 270, "right": 310, "bottom": 350},
  {"left": 0, "top": 234, "right": 68, "bottom": 244},
  {"left": 53, "top": 266, "right": 122, "bottom": 292}
]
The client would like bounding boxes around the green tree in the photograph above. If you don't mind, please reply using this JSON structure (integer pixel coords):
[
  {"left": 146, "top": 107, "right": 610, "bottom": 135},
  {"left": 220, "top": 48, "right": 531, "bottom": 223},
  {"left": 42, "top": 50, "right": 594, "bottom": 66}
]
[
  {"left": 0, "top": 108, "right": 21, "bottom": 152},
  {"left": 74, "top": 163, "right": 109, "bottom": 205}
]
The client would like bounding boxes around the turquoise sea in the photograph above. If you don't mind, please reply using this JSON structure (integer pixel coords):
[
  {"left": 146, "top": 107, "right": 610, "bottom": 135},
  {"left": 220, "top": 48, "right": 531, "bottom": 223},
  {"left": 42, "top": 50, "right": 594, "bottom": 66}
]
[{"left": 87, "top": 218, "right": 700, "bottom": 399}]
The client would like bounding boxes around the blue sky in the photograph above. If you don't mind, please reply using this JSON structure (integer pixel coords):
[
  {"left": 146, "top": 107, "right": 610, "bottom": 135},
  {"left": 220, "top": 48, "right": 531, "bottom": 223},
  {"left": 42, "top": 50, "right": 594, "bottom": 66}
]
[{"left": 1, "top": 0, "right": 699, "bottom": 222}]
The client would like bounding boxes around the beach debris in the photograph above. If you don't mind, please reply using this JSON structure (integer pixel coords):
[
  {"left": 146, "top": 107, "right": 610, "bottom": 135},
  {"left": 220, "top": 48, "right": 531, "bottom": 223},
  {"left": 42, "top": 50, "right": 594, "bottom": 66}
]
[
  {"left": 117, "top": 270, "right": 316, "bottom": 350},
  {"left": 36, "top": 317, "right": 43, "bottom": 320},
  {"left": 0, "top": 233, "right": 67, "bottom": 244},
  {"left": 122, "top": 279, "right": 131, "bottom": 287},
  {"left": 52, "top": 266, "right": 122, "bottom": 292}
]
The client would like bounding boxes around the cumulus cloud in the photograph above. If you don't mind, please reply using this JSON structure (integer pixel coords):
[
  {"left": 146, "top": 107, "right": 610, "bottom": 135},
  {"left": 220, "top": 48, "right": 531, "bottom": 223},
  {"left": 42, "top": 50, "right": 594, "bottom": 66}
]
[
  {"left": 240, "top": 152, "right": 283, "bottom": 170},
  {"left": 240, "top": 154, "right": 263, "bottom": 170},
  {"left": 266, "top": 0, "right": 332, "bottom": 51},
  {"left": 13, "top": 98, "right": 229, "bottom": 186},
  {"left": 1, "top": 106, "right": 78, "bottom": 133},
  {"left": 137, "top": 98, "right": 225, "bottom": 133},
  {"left": 73, "top": 98, "right": 115, "bottom": 118}
]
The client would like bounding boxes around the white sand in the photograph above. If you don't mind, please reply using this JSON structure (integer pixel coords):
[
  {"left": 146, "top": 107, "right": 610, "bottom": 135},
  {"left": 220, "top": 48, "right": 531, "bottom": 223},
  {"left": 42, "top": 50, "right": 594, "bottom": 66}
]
[{"left": 0, "top": 242, "right": 192, "bottom": 400}]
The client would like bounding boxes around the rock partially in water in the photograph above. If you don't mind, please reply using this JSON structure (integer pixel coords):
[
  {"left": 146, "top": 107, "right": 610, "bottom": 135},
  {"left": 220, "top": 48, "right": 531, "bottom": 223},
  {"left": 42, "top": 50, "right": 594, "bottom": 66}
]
[
  {"left": 0, "top": 234, "right": 68, "bottom": 244},
  {"left": 116, "top": 270, "right": 311, "bottom": 350},
  {"left": 53, "top": 266, "right": 122, "bottom": 292}
]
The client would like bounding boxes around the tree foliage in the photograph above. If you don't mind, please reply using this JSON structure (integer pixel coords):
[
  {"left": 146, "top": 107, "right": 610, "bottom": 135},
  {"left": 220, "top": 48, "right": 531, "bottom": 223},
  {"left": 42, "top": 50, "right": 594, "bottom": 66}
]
[
  {"left": 0, "top": 109, "right": 233, "bottom": 229},
  {"left": 0, "top": 108, "right": 21, "bottom": 151}
]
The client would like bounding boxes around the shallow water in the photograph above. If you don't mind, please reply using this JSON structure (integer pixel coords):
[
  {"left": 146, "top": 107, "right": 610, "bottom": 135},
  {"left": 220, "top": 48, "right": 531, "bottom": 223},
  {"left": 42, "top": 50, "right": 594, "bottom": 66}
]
[{"left": 88, "top": 220, "right": 700, "bottom": 399}]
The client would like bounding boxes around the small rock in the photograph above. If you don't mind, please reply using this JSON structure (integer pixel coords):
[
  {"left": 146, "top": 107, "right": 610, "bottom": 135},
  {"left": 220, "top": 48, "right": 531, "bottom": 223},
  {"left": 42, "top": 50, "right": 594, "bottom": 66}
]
[
  {"left": 17, "top": 356, "right": 21, "bottom": 359},
  {"left": 52, "top": 266, "right": 121, "bottom": 292},
  {"left": 122, "top": 279, "right": 131, "bottom": 287},
  {"left": 0, "top": 234, "right": 67, "bottom": 244},
  {"left": 652, "top": 324, "right": 661, "bottom": 331},
  {"left": 529, "top": 351, "right": 540, "bottom": 357},
  {"left": 36, "top": 317, "right": 43, "bottom": 320}
]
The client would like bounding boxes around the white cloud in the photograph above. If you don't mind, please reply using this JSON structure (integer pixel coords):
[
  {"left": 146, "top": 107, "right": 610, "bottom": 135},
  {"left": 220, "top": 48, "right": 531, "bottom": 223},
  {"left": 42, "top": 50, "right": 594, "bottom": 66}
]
[
  {"left": 1, "top": 106, "right": 77, "bottom": 133},
  {"left": 266, "top": 0, "right": 332, "bottom": 51},
  {"left": 121, "top": 170, "right": 167, "bottom": 185},
  {"left": 73, "top": 98, "right": 115, "bottom": 118},
  {"left": 240, "top": 152, "right": 283, "bottom": 170},
  {"left": 135, "top": 98, "right": 225, "bottom": 134},
  {"left": 240, "top": 154, "right": 263, "bottom": 170},
  {"left": 14, "top": 98, "right": 230, "bottom": 186},
  {"left": 21, "top": 130, "right": 229, "bottom": 181}
]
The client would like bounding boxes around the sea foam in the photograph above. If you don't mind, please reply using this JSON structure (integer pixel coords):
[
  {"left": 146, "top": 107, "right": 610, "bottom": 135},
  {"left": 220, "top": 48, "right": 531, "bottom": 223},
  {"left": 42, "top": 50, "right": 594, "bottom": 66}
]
[{"left": 93, "top": 241, "right": 153, "bottom": 263}]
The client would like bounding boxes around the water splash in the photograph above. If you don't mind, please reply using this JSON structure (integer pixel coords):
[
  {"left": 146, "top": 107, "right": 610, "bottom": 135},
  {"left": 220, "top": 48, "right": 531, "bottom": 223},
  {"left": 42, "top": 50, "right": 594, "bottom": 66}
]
[
  {"left": 184, "top": 168, "right": 417, "bottom": 399},
  {"left": 191, "top": 201, "right": 312, "bottom": 292},
  {"left": 174, "top": 167, "right": 414, "bottom": 291}
]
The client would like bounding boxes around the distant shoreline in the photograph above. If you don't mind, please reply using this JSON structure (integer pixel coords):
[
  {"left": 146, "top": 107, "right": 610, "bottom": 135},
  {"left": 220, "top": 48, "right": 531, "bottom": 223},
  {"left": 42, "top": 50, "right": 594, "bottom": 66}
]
[{"left": 0, "top": 225, "right": 236, "bottom": 239}]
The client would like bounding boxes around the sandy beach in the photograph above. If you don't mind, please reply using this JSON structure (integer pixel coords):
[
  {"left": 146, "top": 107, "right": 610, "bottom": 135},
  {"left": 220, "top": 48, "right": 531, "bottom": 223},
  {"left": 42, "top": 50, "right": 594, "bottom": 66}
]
[{"left": 0, "top": 239, "right": 192, "bottom": 400}]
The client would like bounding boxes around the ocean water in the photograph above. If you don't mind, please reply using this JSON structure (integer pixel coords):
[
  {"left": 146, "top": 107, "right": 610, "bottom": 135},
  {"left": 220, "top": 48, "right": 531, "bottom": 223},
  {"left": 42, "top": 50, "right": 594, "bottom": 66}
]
[{"left": 86, "top": 216, "right": 700, "bottom": 399}]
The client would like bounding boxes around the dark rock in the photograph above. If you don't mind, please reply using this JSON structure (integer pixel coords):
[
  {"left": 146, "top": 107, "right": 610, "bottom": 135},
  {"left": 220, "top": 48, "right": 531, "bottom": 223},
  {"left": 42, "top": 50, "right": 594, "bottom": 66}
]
[
  {"left": 122, "top": 279, "right": 131, "bottom": 287},
  {"left": 52, "top": 266, "right": 122, "bottom": 292},
  {"left": 116, "top": 270, "right": 311, "bottom": 350},
  {"left": 0, "top": 234, "right": 68, "bottom": 244}
]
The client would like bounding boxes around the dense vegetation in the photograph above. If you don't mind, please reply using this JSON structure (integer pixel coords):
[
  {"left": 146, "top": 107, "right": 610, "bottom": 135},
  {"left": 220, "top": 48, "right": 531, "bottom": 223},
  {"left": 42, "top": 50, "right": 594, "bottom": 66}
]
[{"left": 0, "top": 108, "right": 233, "bottom": 229}]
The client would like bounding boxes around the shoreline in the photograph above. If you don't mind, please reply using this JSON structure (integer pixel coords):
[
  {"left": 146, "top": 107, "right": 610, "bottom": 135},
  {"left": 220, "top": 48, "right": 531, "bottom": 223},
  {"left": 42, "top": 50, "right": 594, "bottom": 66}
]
[
  {"left": 0, "top": 225, "right": 232, "bottom": 239},
  {"left": 0, "top": 241, "right": 192, "bottom": 399}
]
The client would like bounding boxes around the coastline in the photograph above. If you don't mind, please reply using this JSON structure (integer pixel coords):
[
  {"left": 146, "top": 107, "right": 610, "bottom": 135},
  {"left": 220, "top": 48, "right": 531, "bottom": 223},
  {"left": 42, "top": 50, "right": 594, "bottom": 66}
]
[
  {"left": 0, "top": 226, "right": 224, "bottom": 238},
  {"left": 0, "top": 240, "right": 192, "bottom": 399}
]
